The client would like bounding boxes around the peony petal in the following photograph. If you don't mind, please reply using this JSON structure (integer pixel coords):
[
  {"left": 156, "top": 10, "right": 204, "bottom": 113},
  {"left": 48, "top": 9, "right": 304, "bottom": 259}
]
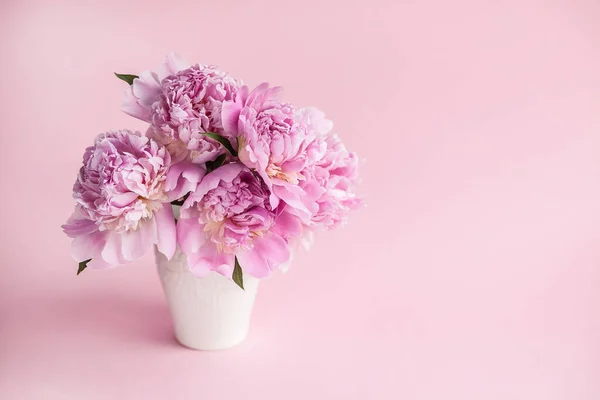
[
  {"left": 256, "top": 233, "right": 290, "bottom": 266},
  {"left": 189, "top": 163, "right": 244, "bottom": 202},
  {"left": 268, "top": 193, "right": 280, "bottom": 210},
  {"left": 301, "top": 230, "right": 314, "bottom": 251},
  {"left": 235, "top": 85, "right": 249, "bottom": 105},
  {"left": 221, "top": 99, "right": 242, "bottom": 136},
  {"left": 176, "top": 216, "right": 206, "bottom": 255},
  {"left": 273, "top": 210, "right": 303, "bottom": 240},
  {"left": 245, "top": 82, "right": 270, "bottom": 106},
  {"left": 140, "top": 213, "right": 157, "bottom": 247},
  {"left": 214, "top": 262, "right": 234, "bottom": 279},
  {"left": 237, "top": 233, "right": 290, "bottom": 278},
  {"left": 120, "top": 228, "right": 149, "bottom": 262},
  {"left": 157, "top": 53, "right": 189, "bottom": 80},
  {"left": 62, "top": 209, "right": 98, "bottom": 238},
  {"left": 131, "top": 71, "right": 161, "bottom": 108},
  {"left": 296, "top": 106, "right": 333, "bottom": 136},
  {"left": 165, "top": 162, "right": 205, "bottom": 201},
  {"left": 121, "top": 88, "right": 151, "bottom": 121},
  {"left": 187, "top": 242, "right": 234, "bottom": 277},
  {"left": 88, "top": 257, "right": 112, "bottom": 269},
  {"left": 236, "top": 248, "right": 270, "bottom": 279},
  {"left": 101, "top": 232, "right": 126, "bottom": 266},
  {"left": 154, "top": 206, "right": 176, "bottom": 260},
  {"left": 110, "top": 192, "right": 139, "bottom": 208},
  {"left": 278, "top": 245, "right": 296, "bottom": 272},
  {"left": 165, "top": 162, "right": 205, "bottom": 191},
  {"left": 254, "top": 233, "right": 291, "bottom": 269},
  {"left": 71, "top": 231, "right": 107, "bottom": 262},
  {"left": 273, "top": 184, "right": 309, "bottom": 213},
  {"left": 281, "top": 158, "right": 305, "bottom": 173}
]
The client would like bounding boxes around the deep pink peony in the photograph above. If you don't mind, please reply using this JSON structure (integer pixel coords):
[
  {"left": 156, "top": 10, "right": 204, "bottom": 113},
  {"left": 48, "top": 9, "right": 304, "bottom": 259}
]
[
  {"left": 152, "top": 64, "right": 240, "bottom": 137},
  {"left": 150, "top": 64, "right": 241, "bottom": 163},
  {"left": 177, "top": 162, "right": 292, "bottom": 279},
  {"left": 221, "top": 84, "right": 331, "bottom": 222},
  {"left": 121, "top": 54, "right": 241, "bottom": 164},
  {"left": 121, "top": 53, "right": 189, "bottom": 123},
  {"left": 62, "top": 130, "right": 177, "bottom": 268}
]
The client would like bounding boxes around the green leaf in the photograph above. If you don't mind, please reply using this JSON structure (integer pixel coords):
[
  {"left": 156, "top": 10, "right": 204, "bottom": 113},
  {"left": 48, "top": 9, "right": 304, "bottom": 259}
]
[
  {"left": 114, "top": 73, "right": 139, "bottom": 85},
  {"left": 77, "top": 259, "right": 91, "bottom": 275},
  {"left": 206, "top": 153, "right": 227, "bottom": 173},
  {"left": 232, "top": 257, "right": 244, "bottom": 290},
  {"left": 201, "top": 132, "right": 238, "bottom": 157}
]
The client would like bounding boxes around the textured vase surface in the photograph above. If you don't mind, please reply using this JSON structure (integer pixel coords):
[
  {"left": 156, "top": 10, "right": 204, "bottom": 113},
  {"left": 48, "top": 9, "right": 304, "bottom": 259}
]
[{"left": 155, "top": 247, "right": 260, "bottom": 350}]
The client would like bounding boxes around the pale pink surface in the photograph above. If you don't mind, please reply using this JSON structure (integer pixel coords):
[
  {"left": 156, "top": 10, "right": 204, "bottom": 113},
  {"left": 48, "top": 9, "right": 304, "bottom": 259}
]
[{"left": 1, "top": 0, "right": 600, "bottom": 399}]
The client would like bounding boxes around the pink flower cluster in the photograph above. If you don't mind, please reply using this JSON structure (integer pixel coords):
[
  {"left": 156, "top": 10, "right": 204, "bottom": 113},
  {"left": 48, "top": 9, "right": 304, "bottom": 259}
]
[{"left": 63, "top": 54, "right": 361, "bottom": 283}]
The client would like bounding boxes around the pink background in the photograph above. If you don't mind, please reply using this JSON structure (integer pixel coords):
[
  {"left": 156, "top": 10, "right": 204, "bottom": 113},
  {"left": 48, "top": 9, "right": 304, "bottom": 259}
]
[{"left": 1, "top": 0, "right": 600, "bottom": 398}]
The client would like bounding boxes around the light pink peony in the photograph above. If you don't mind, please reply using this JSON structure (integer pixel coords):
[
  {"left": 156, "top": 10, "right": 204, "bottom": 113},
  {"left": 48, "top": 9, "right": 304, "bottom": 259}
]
[
  {"left": 301, "top": 133, "right": 362, "bottom": 230},
  {"left": 177, "top": 162, "right": 292, "bottom": 279},
  {"left": 62, "top": 130, "right": 177, "bottom": 268},
  {"left": 221, "top": 84, "right": 331, "bottom": 222}
]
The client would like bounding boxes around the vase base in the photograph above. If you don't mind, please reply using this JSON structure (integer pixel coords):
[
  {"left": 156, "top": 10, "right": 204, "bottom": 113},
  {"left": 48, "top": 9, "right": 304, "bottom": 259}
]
[{"left": 173, "top": 329, "right": 249, "bottom": 351}]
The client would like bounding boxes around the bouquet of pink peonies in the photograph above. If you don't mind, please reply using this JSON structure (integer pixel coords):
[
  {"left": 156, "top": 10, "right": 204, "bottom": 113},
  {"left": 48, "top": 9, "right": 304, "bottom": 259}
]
[{"left": 63, "top": 54, "right": 361, "bottom": 290}]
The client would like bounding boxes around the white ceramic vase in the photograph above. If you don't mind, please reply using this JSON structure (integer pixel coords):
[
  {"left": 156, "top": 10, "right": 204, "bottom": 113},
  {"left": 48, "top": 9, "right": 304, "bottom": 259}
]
[{"left": 155, "top": 247, "right": 260, "bottom": 350}]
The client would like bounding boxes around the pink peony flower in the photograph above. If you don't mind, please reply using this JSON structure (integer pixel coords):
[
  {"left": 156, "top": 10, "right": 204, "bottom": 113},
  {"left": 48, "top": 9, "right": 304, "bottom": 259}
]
[
  {"left": 150, "top": 64, "right": 240, "bottom": 163},
  {"left": 152, "top": 64, "right": 239, "bottom": 136},
  {"left": 121, "top": 53, "right": 190, "bottom": 122},
  {"left": 62, "top": 130, "right": 177, "bottom": 268},
  {"left": 122, "top": 54, "right": 241, "bottom": 164},
  {"left": 177, "top": 162, "right": 291, "bottom": 279},
  {"left": 221, "top": 84, "right": 330, "bottom": 221},
  {"left": 301, "top": 132, "right": 362, "bottom": 230}
]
